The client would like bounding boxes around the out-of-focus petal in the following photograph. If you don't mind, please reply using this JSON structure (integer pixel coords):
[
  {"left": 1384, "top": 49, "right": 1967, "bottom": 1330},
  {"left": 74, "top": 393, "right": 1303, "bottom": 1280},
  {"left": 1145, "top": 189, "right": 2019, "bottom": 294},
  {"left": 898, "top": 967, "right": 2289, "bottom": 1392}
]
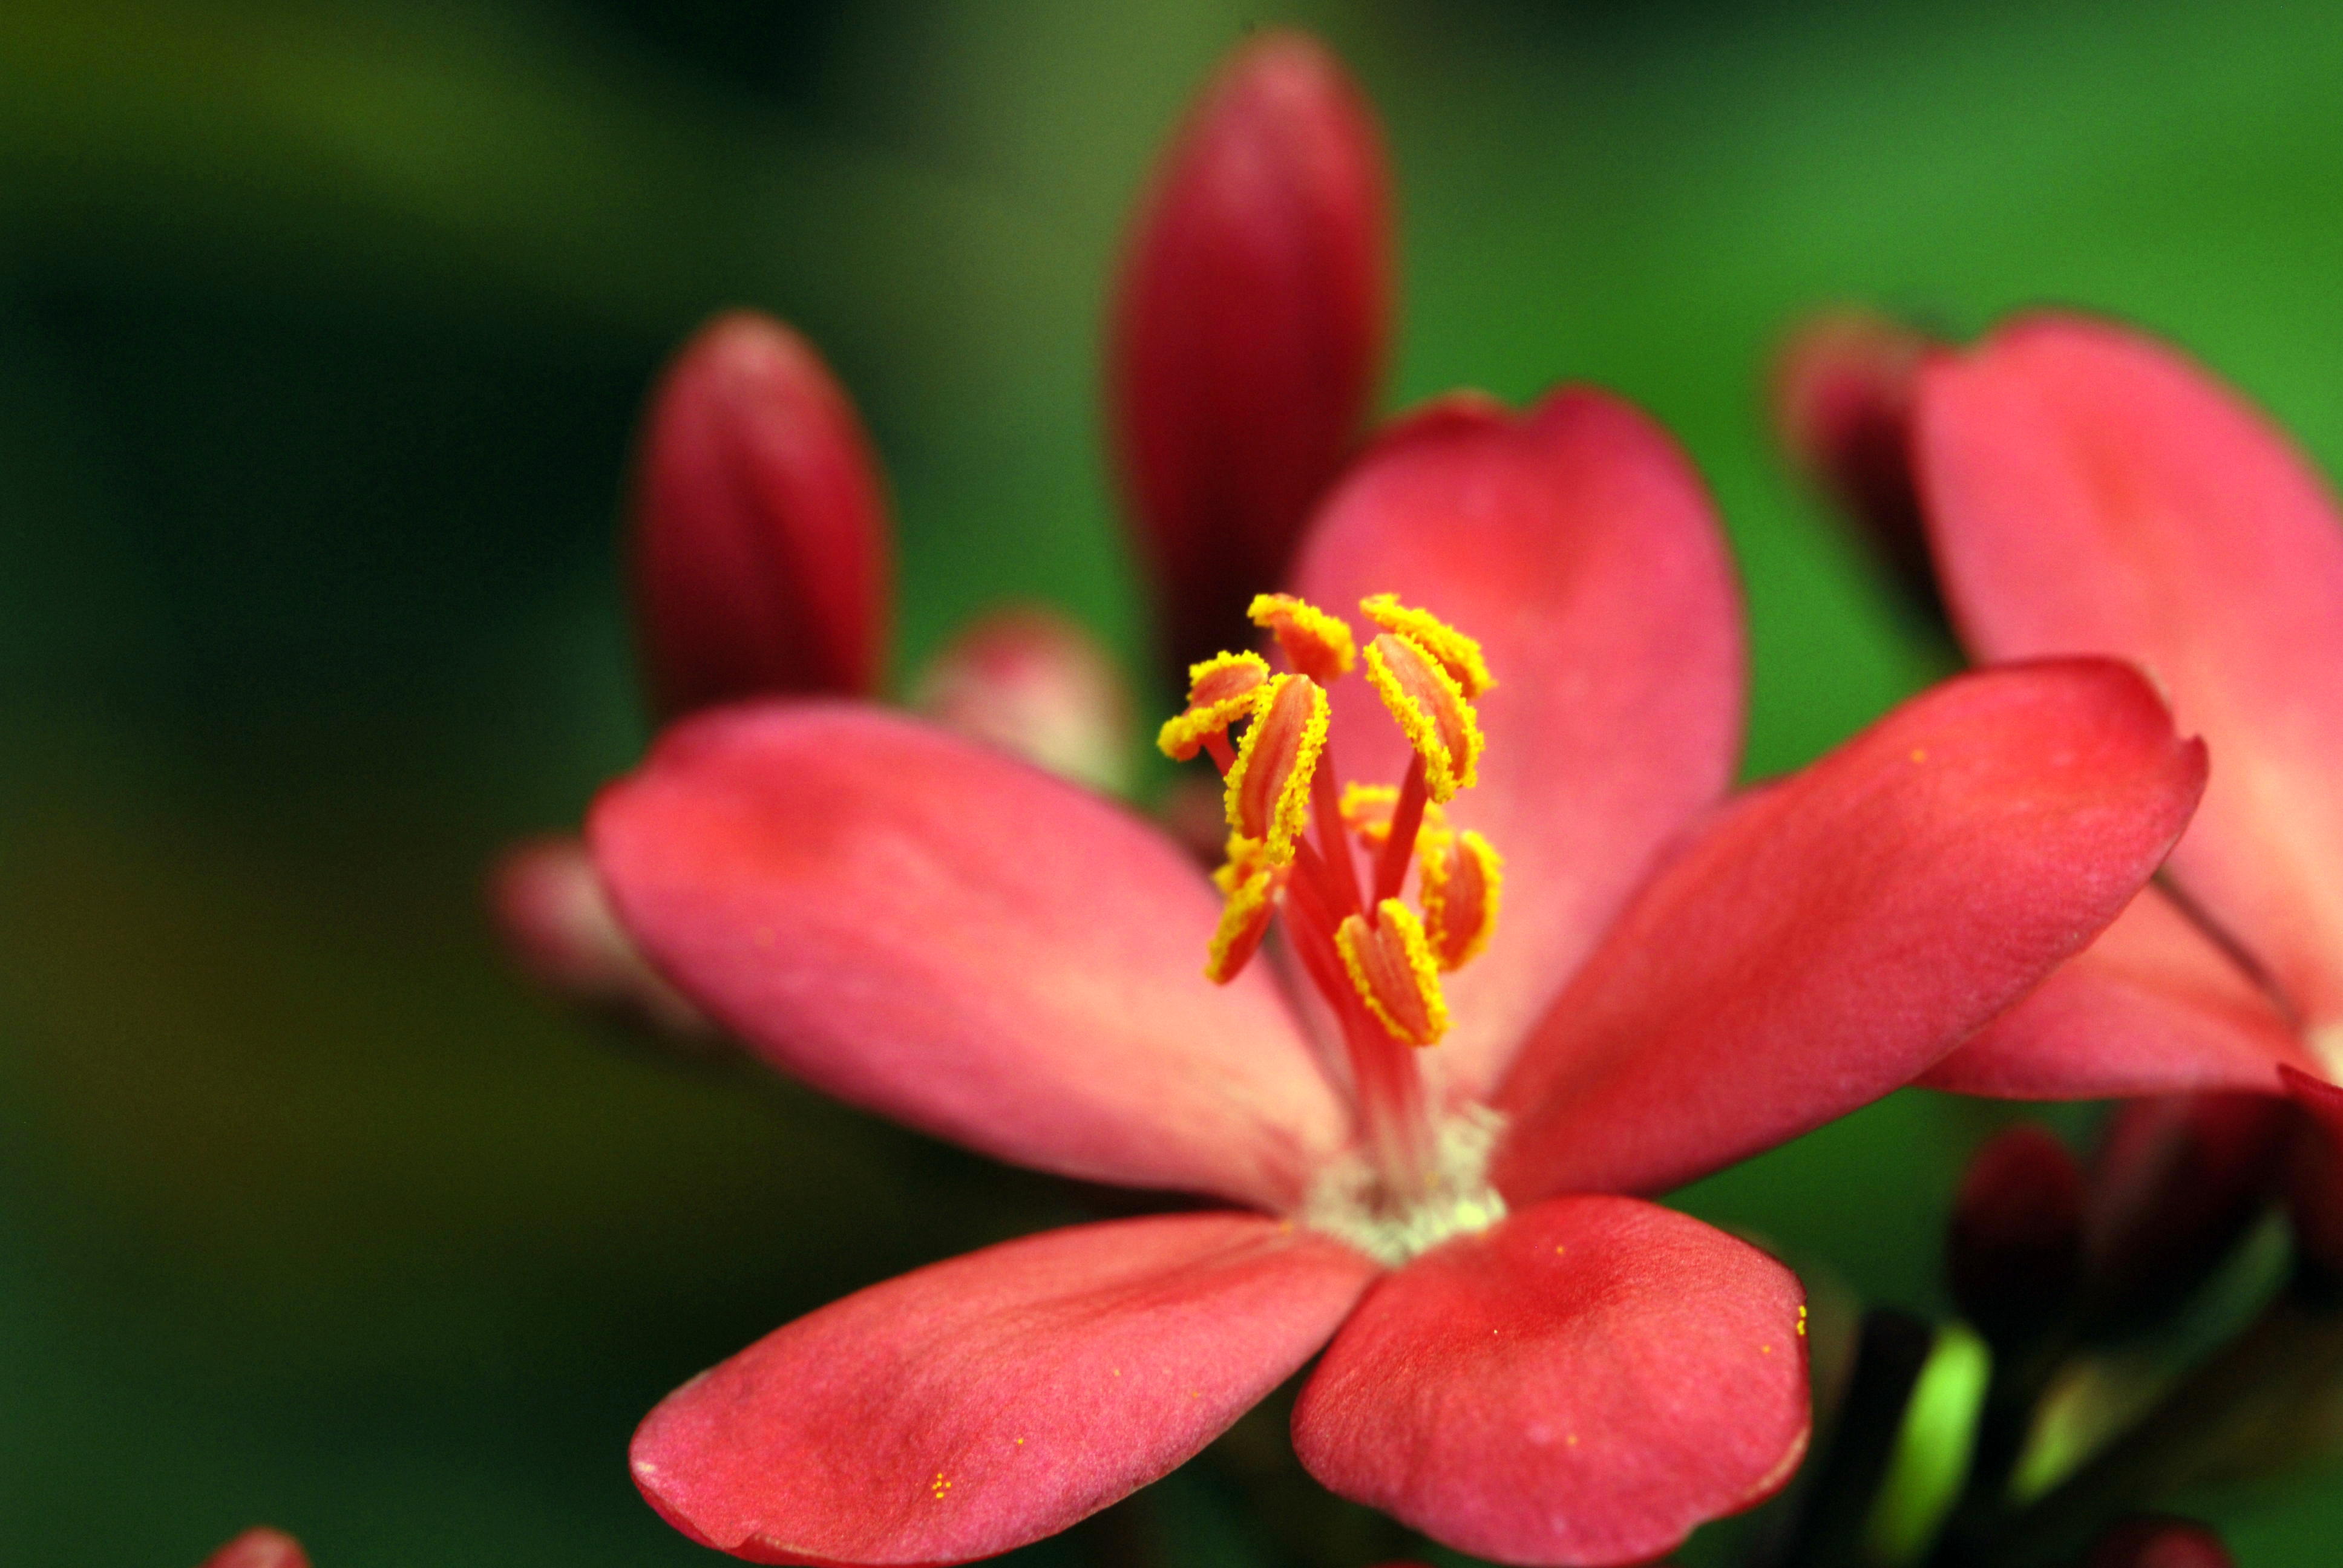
[
  {"left": 1924, "top": 886, "right": 2312, "bottom": 1098},
  {"left": 631, "top": 312, "right": 893, "bottom": 718},
  {"left": 633, "top": 1212, "right": 1378, "bottom": 1567},
  {"left": 2080, "top": 1091, "right": 2292, "bottom": 1333},
  {"left": 589, "top": 702, "right": 1345, "bottom": 1210},
  {"left": 909, "top": 605, "right": 1137, "bottom": 795},
  {"left": 1112, "top": 30, "right": 1390, "bottom": 679},
  {"left": 1918, "top": 315, "right": 2343, "bottom": 1031},
  {"left": 1948, "top": 1124, "right": 2084, "bottom": 1345},
  {"left": 1493, "top": 660, "right": 2205, "bottom": 1203},
  {"left": 487, "top": 834, "right": 715, "bottom": 1041},
  {"left": 200, "top": 1530, "right": 309, "bottom": 1568},
  {"left": 1294, "top": 389, "right": 1744, "bottom": 1100},
  {"left": 1291, "top": 1195, "right": 1806, "bottom": 1567},
  {"left": 1772, "top": 308, "right": 1941, "bottom": 614},
  {"left": 2084, "top": 1515, "right": 2235, "bottom": 1568}
]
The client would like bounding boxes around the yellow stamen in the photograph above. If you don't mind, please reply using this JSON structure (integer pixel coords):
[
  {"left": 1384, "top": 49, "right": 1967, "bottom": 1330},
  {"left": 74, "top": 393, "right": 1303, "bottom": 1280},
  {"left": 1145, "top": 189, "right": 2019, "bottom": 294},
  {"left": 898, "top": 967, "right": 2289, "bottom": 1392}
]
[
  {"left": 1363, "top": 633, "right": 1483, "bottom": 802},
  {"left": 1249, "top": 593, "right": 1357, "bottom": 684},
  {"left": 1211, "top": 832, "right": 1273, "bottom": 897},
  {"left": 1360, "top": 595, "right": 1495, "bottom": 697},
  {"left": 1421, "top": 828, "right": 1504, "bottom": 971},
  {"left": 1205, "top": 866, "right": 1280, "bottom": 984},
  {"left": 1335, "top": 900, "right": 1450, "bottom": 1045},
  {"left": 1156, "top": 650, "right": 1270, "bottom": 760},
  {"left": 1337, "top": 782, "right": 1446, "bottom": 849},
  {"left": 1222, "top": 675, "right": 1329, "bottom": 864}
]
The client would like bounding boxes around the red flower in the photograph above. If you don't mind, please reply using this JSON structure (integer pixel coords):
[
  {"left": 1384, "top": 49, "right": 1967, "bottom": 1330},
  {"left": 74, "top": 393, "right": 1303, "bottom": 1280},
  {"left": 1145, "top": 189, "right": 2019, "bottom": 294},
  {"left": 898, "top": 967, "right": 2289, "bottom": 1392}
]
[
  {"left": 1903, "top": 316, "right": 2343, "bottom": 1113},
  {"left": 590, "top": 388, "right": 2201, "bottom": 1566}
]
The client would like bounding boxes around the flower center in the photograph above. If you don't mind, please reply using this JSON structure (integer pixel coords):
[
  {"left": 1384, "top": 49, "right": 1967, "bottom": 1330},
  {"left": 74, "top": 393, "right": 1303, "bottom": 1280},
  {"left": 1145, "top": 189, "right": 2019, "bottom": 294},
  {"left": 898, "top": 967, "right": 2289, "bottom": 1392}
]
[{"left": 1159, "top": 592, "right": 1508, "bottom": 1257}]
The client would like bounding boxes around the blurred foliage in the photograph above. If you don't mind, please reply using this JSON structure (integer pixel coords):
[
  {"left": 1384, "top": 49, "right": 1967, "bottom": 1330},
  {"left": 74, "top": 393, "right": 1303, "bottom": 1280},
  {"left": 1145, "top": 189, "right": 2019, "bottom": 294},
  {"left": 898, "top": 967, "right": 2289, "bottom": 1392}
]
[{"left": 5, "top": 0, "right": 2343, "bottom": 1562}]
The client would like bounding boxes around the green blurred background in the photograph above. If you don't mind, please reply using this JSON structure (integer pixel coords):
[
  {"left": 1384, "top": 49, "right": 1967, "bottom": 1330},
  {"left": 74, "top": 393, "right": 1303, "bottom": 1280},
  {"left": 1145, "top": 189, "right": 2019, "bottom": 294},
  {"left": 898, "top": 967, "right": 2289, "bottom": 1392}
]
[{"left": 4, "top": 0, "right": 2342, "bottom": 1562}]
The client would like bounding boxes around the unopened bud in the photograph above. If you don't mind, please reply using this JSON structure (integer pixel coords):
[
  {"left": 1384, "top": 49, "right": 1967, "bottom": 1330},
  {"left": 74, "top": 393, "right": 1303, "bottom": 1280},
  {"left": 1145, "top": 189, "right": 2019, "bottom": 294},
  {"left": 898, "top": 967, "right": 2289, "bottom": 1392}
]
[
  {"left": 2082, "top": 1092, "right": 2290, "bottom": 1334},
  {"left": 488, "top": 835, "right": 714, "bottom": 1044},
  {"left": 1771, "top": 309, "right": 1942, "bottom": 617},
  {"left": 201, "top": 1529, "right": 309, "bottom": 1568},
  {"left": 909, "top": 606, "right": 1136, "bottom": 795},
  {"left": 2083, "top": 1515, "right": 2235, "bottom": 1568},
  {"left": 1110, "top": 30, "right": 1389, "bottom": 682},
  {"left": 2281, "top": 1065, "right": 2343, "bottom": 1284},
  {"left": 630, "top": 311, "right": 892, "bottom": 719},
  {"left": 1948, "top": 1123, "right": 2083, "bottom": 1346}
]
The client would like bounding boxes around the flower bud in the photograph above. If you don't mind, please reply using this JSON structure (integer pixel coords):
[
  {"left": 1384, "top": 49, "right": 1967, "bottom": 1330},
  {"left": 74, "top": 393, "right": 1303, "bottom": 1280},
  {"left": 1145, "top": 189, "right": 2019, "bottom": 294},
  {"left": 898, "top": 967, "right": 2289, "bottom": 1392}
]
[
  {"left": 201, "top": 1529, "right": 309, "bottom": 1568},
  {"left": 2082, "top": 1092, "right": 2290, "bottom": 1334},
  {"left": 2083, "top": 1515, "right": 2235, "bottom": 1568},
  {"left": 2281, "top": 1065, "right": 2343, "bottom": 1284},
  {"left": 909, "top": 606, "right": 1136, "bottom": 795},
  {"left": 1771, "top": 309, "right": 1942, "bottom": 617},
  {"left": 1948, "top": 1123, "right": 2084, "bottom": 1346},
  {"left": 630, "top": 311, "right": 892, "bottom": 719},
  {"left": 488, "top": 835, "right": 714, "bottom": 1044},
  {"left": 1110, "top": 30, "right": 1390, "bottom": 682}
]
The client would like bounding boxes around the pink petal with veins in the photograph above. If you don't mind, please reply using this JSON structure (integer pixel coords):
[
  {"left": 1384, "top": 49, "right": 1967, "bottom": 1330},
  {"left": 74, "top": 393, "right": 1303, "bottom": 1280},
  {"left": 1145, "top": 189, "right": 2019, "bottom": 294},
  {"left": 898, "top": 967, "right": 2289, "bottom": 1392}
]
[
  {"left": 1494, "top": 660, "right": 2204, "bottom": 1203},
  {"left": 1919, "top": 314, "right": 2343, "bottom": 1031},
  {"left": 1293, "top": 1195, "right": 1806, "bottom": 1567},
  {"left": 634, "top": 1212, "right": 1377, "bottom": 1566},
  {"left": 590, "top": 702, "right": 1345, "bottom": 1210},
  {"left": 1925, "top": 886, "right": 2313, "bottom": 1098}
]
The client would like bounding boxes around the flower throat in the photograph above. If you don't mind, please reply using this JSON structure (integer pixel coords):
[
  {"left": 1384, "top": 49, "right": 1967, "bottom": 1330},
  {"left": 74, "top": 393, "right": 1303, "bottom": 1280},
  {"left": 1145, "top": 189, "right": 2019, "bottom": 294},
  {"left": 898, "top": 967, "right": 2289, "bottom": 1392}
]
[{"left": 1160, "top": 593, "right": 1507, "bottom": 1264}]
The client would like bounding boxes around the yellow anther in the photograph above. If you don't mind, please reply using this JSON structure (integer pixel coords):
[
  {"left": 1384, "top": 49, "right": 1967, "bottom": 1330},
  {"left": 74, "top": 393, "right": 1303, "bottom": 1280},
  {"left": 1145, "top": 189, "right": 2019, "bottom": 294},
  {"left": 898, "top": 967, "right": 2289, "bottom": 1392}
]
[
  {"left": 1156, "top": 651, "right": 1270, "bottom": 760},
  {"left": 1337, "top": 782, "right": 1445, "bottom": 849},
  {"left": 1334, "top": 900, "right": 1450, "bottom": 1046},
  {"left": 1421, "top": 828, "right": 1503, "bottom": 971},
  {"left": 1211, "top": 832, "right": 1273, "bottom": 897},
  {"left": 1360, "top": 594, "right": 1495, "bottom": 697},
  {"left": 1249, "top": 593, "right": 1356, "bottom": 684},
  {"left": 1204, "top": 866, "right": 1280, "bottom": 984},
  {"left": 1363, "top": 633, "right": 1483, "bottom": 802},
  {"left": 1223, "top": 675, "right": 1328, "bottom": 865}
]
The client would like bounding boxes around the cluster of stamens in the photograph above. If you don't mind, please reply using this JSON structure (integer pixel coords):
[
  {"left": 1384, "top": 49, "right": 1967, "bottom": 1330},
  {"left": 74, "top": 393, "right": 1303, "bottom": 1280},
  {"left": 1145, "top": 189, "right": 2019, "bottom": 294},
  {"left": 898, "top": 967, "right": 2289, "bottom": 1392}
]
[{"left": 1159, "top": 592, "right": 1504, "bottom": 1227}]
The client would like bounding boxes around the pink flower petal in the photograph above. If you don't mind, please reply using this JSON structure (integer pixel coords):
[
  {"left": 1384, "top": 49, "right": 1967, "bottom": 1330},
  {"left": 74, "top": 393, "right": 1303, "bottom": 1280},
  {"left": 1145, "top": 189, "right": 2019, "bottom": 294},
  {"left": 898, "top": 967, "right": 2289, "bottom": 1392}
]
[
  {"left": 1493, "top": 660, "right": 2206, "bottom": 1203},
  {"left": 1923, "top": 886, "right": 2314, "bottom": 1098},
  {"left": 633, "top": 1212, "right": 1378, "bottom": 1566},
  {"left": 589, "top": 702, "right": 1346, "bottom": 1210},
  {"left": 1918, "top": 314, "right": 2343, "bottom": 1031},
  {"left": 1294, "top": 389, "right": 1744, "bottom": 1100},
  {"left": 1291, "top": 1196, "right": 1807, "bottom": 1567}
]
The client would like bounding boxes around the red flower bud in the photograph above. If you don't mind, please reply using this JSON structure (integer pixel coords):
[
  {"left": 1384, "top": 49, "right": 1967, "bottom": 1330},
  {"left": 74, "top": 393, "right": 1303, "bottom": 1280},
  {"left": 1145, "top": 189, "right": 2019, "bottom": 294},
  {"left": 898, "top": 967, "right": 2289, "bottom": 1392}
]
[
  {"left": 1771, "top": 309, "right": 1942, "bottom": 615},
  {"left": 2281, "top": 1065, "right": 2343, "bottom": 1281},
  {"left": 1110, "top": 30, "right": 1391, "bottom": 682},
  {"left": 200, "top": 1529, "right": 309, "bottom": 1568},
  {"left": 2082, "top": 1091, "right": 2290, "bottom": 1334},
  {"left": 1948, "top": 1123, "right": 2083, "bottom": 1345},
  {"left": 2083, "top": 1515, "right": 2235, "bottom": 1568},
  {"left": 488, "top": 835, "right": 713, "bottom": 1042},
  {"left": 630, "top": 312, "right": 892, "bottom": 719},
  {"left": 909, "top": 606, "right": 1136, "bottom": 795}
]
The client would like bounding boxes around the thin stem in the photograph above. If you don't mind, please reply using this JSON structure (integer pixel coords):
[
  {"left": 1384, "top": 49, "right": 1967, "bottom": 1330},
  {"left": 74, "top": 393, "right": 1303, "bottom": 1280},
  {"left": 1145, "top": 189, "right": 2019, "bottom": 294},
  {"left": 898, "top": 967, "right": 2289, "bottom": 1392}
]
[
  {"left": 1374, "top": 755, "right": 1430, "bottom": 907},
  {"left": 1204, "top": 731, "right": 1236, "bottom": 774},
  {"left": 1310, "top": 740, "right": 1362, "bottom": 920}
]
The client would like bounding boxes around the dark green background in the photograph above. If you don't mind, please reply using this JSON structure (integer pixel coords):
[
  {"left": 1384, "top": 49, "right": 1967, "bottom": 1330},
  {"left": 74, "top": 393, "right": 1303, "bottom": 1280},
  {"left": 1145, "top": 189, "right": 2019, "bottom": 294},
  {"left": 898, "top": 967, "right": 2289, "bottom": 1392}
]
[{"left": 4, "top": 0, "right": 2341, "bottom": 1562}]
